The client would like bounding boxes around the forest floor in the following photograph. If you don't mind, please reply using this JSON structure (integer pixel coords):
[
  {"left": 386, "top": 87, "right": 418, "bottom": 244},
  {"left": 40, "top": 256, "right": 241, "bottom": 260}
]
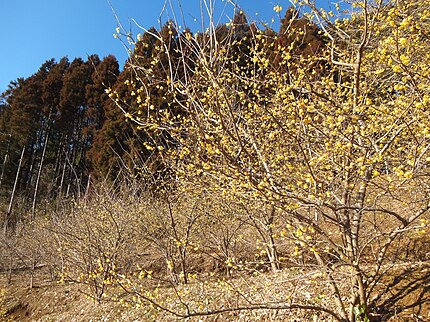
[{"left": 1, "top": 263, "right": 430, "bottom": 321}]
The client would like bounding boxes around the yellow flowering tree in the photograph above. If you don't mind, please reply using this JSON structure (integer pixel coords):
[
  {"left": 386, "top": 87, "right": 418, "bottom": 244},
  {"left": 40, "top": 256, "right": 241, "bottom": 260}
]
[{"left": 117, "top": 0, "right": 430, "bottom": 320}]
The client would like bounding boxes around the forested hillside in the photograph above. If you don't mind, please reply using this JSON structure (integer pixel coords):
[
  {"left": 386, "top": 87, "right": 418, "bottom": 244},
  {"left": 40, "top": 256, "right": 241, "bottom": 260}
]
[
  {"left": 0, "top": 55, "right": 119, "bottom": 217},
  {"left": 0, "top": 6, "right": 325, "bottom": 223},
  {"left": 1, "top": 1, "right": 430, "bottom": 321}
]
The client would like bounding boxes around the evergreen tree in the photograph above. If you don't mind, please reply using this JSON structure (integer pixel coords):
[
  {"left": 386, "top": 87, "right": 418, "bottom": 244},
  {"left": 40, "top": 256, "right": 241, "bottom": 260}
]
[
  {"left": 6, "top": 60, "right": 54, "bottom": 194},
  {"left": 41, "top": 57, "right": 69, "bottom": 198},
  {"left": 57, "top": 57, "right": 95, "bottom": 197},
  {"left": 85, "top": 55, "right": 120, "bottom": 177}
]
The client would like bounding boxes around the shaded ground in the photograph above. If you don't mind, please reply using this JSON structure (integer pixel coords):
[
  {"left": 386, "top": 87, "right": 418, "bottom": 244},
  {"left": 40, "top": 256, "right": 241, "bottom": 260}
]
[{"left": 370, "top": 262, "right": 430, "bottom": 321}]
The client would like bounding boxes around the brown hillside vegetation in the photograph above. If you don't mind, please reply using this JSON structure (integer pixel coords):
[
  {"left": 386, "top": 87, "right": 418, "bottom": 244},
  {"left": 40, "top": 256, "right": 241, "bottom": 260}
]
[
  {"left": 1, "top": 254, "right": 430, "bottom": 321},
  {"left": 1, "top": 0, "right": 430, "bottom": 321},
  {"left": 1, "top": 183, "right": 430, "bottom": 321}
]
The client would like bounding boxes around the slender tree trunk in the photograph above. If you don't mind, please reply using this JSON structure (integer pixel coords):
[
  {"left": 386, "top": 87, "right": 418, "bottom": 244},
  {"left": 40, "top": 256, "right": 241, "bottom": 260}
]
[
  {"left": 0, "top": 133, "right": 12, "bottom": 190},
  {"left": 84, "top": 173, "right": 91, "bottom": 200},
  {"left": 31, "top": 120, "right": 51, "bottom": 220},
  {"left": 57, "top": 136, "right": 68, "bottom": 201},
  {"left": 50, "top": 134, "right": 65, "bottom": 198},
  {"left": 4, "top": 146, "right": 25, "bottom": 236},
  {"left": 25, "top": 140, "right": 38, "bottom": 192},
  {"left": 179, "top": 246, "right": 188, "bottom": 284},
  {"left": 59, "top": 157, "right": 67, "bottom": 198},
  {"left": 7, "top": 252, "right": 13, "bottom": 284},
  {"left": 264, "top": 207, "right": 280, "bottom": 272},
  {"left": 249, "top": 206, "right": 281, "bottom": 273},
  {"left": 222, "top": 235, "right": 232, "bottom": 277},
  {"left": 0, "top": 152, "right": 8, "bottom": 190},
  {"left": 65, "top": 141, "right": 78, "bottom": 198},
  {"left": 266, "top": 231, "right": 280, "bottom": 272}
]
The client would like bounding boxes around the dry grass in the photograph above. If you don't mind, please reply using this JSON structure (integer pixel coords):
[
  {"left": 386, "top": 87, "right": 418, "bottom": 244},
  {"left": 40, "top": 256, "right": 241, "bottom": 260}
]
[
  {"left": 1, "top": 182, "right": 430, "bottom": 321},
  {"left": 1, "top": 261, "right": 430, "bottom": 321}
]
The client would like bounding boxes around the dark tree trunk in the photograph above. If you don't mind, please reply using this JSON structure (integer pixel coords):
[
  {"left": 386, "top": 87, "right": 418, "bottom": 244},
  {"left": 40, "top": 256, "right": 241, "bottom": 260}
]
[{"left": 0, "top": 133, "right": 12, "bottom": 190}]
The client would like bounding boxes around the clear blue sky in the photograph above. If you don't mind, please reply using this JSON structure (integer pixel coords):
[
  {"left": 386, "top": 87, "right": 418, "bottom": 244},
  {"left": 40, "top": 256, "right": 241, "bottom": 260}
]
[{"left": 0, "top": 0, "right": 336, "bottom": 95}]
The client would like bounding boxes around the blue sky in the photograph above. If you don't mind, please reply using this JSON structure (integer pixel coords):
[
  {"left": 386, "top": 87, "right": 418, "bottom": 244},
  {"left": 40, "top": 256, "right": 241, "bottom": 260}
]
[{"left": 0, "top": 0, "right": 336, "bottom": 95}]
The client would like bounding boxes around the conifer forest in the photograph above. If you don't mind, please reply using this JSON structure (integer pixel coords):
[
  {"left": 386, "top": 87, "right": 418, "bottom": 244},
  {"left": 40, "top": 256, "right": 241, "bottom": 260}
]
[{"left": 1, "top": 1, "right": 430, "bottom": 321}]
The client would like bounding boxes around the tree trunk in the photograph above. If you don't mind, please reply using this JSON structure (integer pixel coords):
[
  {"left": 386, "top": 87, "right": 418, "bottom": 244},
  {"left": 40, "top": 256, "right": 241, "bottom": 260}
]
[
  {"left": 57, "top": 138, "right": 68, "bottom": 201},
  {"left": 4, "top": 146, "right": 25, "bottom": 236},
  {"left": 31, "top": 121, "right": 51, "bottom": 220},
  {"left": 264, "top": 206, "right": 280, "bottom": 272},
  {"left": 0, "top": 133, "right": 12, "bottom": 190},
  {"left": 266, "top": 231, "right": 280, "bottom": 272},
  {"left": 24, "top": 140, "right": 38, "bottom": 192},
  {"left": 50, "top": 134, "right": 65, "bottom": 199}
]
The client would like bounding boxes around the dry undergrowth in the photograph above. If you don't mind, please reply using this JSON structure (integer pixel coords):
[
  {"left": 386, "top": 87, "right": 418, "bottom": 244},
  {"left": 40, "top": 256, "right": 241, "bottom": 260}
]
[
  {"left": 1, "top": 188, "right": 430, "bottom": 321},
  {"left": 1, "top": 259, "right": 429, "bottom": 321}
]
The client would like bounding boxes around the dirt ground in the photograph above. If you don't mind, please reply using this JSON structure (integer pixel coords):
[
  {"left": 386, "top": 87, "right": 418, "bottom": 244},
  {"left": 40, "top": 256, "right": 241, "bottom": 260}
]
[
  {"left": 0, "top": 272, "right": 134, "bottom": 322},
  {"left": 1, "top": 263, "right": 430, "bottom": 322}
]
